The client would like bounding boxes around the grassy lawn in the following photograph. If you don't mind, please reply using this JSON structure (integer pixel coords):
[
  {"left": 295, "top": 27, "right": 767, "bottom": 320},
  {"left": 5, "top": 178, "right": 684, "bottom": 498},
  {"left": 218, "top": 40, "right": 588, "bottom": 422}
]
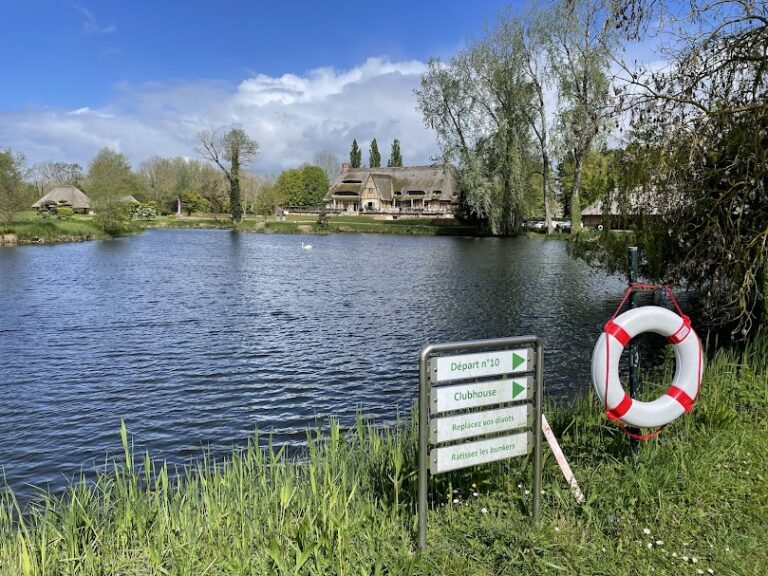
[
  {"left": 1, "top": 337, "right": 766, "bottom": 575},
  {"left": 2, "top": 212, "right": 108, "bottom": 243}
]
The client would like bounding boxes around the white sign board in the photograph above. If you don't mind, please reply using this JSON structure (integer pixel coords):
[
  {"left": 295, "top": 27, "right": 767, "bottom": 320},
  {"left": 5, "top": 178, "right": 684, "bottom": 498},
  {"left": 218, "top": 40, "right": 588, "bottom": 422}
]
[
  {"left": 430, "top": 405, "right": 532, "bottom": 444},
  {"left": 434, "top": 349, "right": 531, "bottom": 382},
  {"left": 429, "top": 431, "right": 532, "bottom": 474},
  {"left": 430, "top": 377, "right": 532, "bottom": 414}
]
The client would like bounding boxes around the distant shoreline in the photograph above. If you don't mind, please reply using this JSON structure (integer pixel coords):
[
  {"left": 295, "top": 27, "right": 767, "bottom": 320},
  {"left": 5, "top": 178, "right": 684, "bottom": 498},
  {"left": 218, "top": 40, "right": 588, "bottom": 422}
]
[{"left": 3, "top": 213, "right": 584, "bottom": 247}]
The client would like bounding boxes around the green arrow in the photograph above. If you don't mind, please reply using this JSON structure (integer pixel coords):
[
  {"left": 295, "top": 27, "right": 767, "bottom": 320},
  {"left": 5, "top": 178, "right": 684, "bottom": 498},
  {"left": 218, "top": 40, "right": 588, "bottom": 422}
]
[
  {"left": 512, "top": 380, "right": 526, "bottom": 399},
  {"left": 512, "top": 352, "right": 526, "bottom": 371}
]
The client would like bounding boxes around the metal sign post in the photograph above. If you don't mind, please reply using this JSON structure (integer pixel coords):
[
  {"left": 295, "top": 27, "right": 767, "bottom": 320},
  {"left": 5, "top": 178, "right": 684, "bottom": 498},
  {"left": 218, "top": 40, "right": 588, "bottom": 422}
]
[{"left": 418, "top": 336, "right": 543, "bottom": 549}]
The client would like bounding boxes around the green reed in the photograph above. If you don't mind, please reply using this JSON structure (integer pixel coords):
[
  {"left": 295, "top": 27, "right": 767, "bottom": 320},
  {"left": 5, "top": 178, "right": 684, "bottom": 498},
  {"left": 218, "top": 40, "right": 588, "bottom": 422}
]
[{"left": 1, "top": 336, "right": 766, "bottom": 575}]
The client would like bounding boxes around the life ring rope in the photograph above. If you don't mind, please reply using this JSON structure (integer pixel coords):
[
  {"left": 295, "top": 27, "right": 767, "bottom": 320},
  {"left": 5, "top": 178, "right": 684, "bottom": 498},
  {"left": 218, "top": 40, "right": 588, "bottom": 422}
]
[{"left": 595, "top": 283, "right": 703, "bottom": 441}]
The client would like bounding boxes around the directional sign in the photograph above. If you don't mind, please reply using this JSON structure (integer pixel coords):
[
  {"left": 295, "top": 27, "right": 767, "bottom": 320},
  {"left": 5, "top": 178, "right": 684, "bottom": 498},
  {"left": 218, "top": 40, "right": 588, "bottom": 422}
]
[
  {"left": 429, "top": 431, "right": 532, "bottom": 474},
  {"left": 430, "top": 405, "right": 532, "bottom": 444},
  {"left": 430, "top": 377, "right": 532, "bottom": 414},
  {"left": 434, "top": 349, "right": 531, "bottom": 383}
]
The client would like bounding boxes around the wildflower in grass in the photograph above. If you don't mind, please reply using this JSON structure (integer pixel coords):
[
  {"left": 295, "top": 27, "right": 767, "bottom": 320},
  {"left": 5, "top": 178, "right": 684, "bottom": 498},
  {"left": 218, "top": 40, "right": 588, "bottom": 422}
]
[
  {"left": 524, "top": 489, "right": 530, "bottom": 495},
  {"left": 707, "top": 569, "right": 715, "bottom": 574},
  {"left": 453, "top": 498, "right": 459, "bottom": 504},
  {"left": 655, "top": 540, "right": 664, "bottom": 546},
  {"left": 554, "top": 526, "right": 560, "bottom": 532},
  {"left": 647, "top": 542, "right": 653, "bottom": 549},
  {"left": 692, "top": 557, "right": 698, "bottom": 563},
  {"left": 517, "top": 483, "right": 523, "bottom": 488},
  {"left": 682, "top": 556, "right": 689, "bottom": 562},
  {"left": 481, "top": 507, "right": 488, "bottom": 514},
  {"left": 472, "top": 491, "right": 479, "bottom": 497},
  {"left": 672, "top": 553, "right": 678, "bottom": 558},
  {"left": 697, "top": 570, "right": 704, "bottom": 575},
  {"left": 643, "top": 528, "right": 651, "bottom": 535}
]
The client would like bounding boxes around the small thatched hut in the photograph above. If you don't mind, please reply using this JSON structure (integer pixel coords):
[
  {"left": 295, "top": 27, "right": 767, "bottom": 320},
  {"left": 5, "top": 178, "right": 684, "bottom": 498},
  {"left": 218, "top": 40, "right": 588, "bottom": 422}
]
[{"left": 32, "top": 186, "right": 92, "bottom": 213}]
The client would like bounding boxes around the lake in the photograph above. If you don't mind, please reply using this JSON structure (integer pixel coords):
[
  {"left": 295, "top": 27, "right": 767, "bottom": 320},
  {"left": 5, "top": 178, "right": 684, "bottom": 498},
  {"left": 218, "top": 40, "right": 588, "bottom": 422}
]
[{"left": 1, "top": 229, "right": 630, "bottom": 501}]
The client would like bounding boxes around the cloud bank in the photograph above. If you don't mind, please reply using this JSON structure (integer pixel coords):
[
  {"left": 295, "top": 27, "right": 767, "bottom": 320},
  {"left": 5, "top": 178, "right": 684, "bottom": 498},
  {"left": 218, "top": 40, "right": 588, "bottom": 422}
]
[{"left": 0, "top": 57, "right": 439, "bottom": 175}]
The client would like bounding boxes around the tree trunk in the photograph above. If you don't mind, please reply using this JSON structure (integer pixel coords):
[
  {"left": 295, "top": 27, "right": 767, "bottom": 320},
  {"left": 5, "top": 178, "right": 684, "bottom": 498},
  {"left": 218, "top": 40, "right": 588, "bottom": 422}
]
[
  {"left": 570, "top": 148, "right": 584, "bottom": 234},
  {"left": 230, "top": 153, "right": 242, "bottom": 223},
  {"left": 542, "top": 150, "right": 553, "bottom": 234}
]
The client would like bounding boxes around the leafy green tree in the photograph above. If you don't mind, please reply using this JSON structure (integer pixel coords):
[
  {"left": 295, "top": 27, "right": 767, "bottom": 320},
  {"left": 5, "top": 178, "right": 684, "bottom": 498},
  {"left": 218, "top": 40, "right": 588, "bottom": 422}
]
[
  {"left": 274, "top": 165, "right": 330, "bottom": 207},
  {"left": 180, "top": 191, "right": 209, "bottom": 216},
  {"left": 349, "top": 140, "right": 362, "bottom": 168},
  {"left": 387, "top": 139, "right": 403, "bottom": 167},
  {"left": 86, "top": 148, "right": 140, "bottom": 234},
  {"left": 300, "top": 165, "right": 330, "bottom": 206},
  {"left": 197, "top": 128, "right": 259, "bottom": 223},
  {"left": 0, "top": 149, "right": 29, "bottom": 226},
  {"left": 274, "top": 169, "right": 304, "bottom": 206},
  {"left": 369, "top": 138, "right": 381, "bottom": 168},
  {"left": 557, "top": 148, "right": 615, "bottom": 216},
  {"left": 253, "top": 181, "right": 280, "bottom": 216}
]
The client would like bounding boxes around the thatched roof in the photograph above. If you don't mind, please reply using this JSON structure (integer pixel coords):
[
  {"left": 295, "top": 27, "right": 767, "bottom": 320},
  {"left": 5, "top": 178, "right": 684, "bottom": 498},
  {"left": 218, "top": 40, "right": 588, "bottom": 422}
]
[
  {"left": 121, "top": 195, "right": 140, "bottom": 204},
  {"left": 32, "top": 186, "right": 91, "bottom": 210},
  {"left": 325, "top": 165, "right": 458, "bottom": 202}
]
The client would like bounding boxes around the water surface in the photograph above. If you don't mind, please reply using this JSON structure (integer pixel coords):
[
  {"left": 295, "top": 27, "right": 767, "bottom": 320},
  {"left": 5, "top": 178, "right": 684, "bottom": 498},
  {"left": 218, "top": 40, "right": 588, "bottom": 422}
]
[{"left": 1, "top": 230, "right": 630, "bottom": 500}]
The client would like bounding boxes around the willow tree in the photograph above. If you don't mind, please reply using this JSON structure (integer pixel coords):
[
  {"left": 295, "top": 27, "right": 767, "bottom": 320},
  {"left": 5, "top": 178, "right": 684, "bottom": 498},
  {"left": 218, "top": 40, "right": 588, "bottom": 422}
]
[
  {"left": 611, "top": 0, "right": 768, "bottom": 337},
  {"left": 549, "top": 0, "right": 615, "bottom": 232},
  {"left": 511, "top": 8, "right": 556, "bottom": 233},
  {"left": 416, "top": 19, "right": 536, "bottom": 235},
  {"left": 197, "top": 128, "right": 259, "bottom": 223}
]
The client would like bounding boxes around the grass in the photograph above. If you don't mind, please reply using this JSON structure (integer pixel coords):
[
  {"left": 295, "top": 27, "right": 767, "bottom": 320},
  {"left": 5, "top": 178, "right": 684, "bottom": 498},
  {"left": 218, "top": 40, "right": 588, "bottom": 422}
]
[
  {"left": 1, "top": 337, "right": 766, "bottom": 575},
  {"left": 1, "top": 214, "right": 109, "bottom": 243}
]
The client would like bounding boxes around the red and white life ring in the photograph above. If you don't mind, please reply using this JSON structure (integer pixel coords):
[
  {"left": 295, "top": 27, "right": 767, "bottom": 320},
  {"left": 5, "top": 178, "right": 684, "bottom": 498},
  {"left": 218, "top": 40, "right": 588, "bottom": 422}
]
[{"left": 591, "top": 306, "right": 703, "bottom": 428}]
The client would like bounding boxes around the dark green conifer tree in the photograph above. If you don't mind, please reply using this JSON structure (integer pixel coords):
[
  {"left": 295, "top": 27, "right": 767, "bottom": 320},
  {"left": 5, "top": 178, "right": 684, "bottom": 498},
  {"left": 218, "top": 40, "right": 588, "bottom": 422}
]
[
  {"left": 350, "top": 140, "right": 362, "bottom": 168},
  {"left": 369, "top": 138, "right": 381, "bottom": 168},
  {"left": 388, "top": 139, "right": 403, "bottom": 167}
]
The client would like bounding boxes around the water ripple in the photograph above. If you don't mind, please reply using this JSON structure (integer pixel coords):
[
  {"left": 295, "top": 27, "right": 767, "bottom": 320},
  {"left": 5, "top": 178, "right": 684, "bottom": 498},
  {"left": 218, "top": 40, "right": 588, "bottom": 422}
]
[{"left": 0, "top": 230, "right": 644, "bottom": 502}]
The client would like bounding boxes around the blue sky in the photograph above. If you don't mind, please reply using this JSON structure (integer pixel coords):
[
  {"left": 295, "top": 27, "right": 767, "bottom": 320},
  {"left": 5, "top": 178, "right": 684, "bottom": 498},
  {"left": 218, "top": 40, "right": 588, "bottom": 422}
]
[
  {"left": 0, "top": 0, "right": 517, "bottom": 172},
  {"left": 0, "top": 1, "right": 657, "bottom": 174}
]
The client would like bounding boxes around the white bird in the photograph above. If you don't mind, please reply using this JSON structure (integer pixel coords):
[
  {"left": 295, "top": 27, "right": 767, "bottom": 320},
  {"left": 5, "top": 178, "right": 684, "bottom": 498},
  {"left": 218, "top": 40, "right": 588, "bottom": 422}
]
[{"left": 301, "top": 242, "right": 313, "bottom": 250}]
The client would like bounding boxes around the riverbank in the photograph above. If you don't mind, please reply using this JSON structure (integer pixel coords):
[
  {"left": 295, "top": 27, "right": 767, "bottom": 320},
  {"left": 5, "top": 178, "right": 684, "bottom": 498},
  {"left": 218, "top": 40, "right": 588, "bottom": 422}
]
[
  {"left": 0, "top": 218, "right": 110, "bottom": 245},
  {"left": 1, "top": 213, "right": 478, "bottom": 246},
  {"left": 1, "top": 336, "right": 765, "bottom": 575},
  {"left": 144, "top": 213, "right": 478, "bottom": 236}
]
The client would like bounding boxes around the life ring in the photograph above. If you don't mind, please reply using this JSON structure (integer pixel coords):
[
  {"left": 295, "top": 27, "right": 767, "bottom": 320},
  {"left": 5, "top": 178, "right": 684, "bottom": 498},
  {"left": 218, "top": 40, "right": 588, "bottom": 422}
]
[{"left": 591, "top": 306, "right": 703, "bottom": 428}]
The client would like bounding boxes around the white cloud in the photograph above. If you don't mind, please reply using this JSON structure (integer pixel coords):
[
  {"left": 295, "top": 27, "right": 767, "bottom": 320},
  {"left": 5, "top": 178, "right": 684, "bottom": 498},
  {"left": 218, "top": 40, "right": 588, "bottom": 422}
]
[
  {"left": 0, "top": 57, "right": 440, "bottom": 175},
  {"left": 74, "top": 4, "right": 116, "bottom": 35}
]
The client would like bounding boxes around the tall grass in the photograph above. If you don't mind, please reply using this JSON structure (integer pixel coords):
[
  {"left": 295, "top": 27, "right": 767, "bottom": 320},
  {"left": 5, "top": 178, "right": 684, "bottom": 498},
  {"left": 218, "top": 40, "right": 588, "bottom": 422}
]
[
  {"left": 1, "top": 219, "right": 108, "bottom": 242},
  {"left": 1, "top": 337, "right": 766, "bottom": 575}
]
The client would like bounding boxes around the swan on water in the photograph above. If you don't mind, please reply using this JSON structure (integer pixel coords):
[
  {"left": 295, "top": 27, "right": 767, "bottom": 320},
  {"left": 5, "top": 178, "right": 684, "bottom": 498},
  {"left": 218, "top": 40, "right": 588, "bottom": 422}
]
[{"left": 301, "top": 242, "right": 313, "bottom": 250}]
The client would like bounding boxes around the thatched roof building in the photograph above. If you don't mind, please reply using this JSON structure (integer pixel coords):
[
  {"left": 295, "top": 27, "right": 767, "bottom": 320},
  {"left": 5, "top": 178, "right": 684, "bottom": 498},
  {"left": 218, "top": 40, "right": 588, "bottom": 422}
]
[
  {"left": 324, "top": 165, "right": 458, "bottom": 213},
  {"left": 32, "top": 186, "right": 91, "bottom": 211}
]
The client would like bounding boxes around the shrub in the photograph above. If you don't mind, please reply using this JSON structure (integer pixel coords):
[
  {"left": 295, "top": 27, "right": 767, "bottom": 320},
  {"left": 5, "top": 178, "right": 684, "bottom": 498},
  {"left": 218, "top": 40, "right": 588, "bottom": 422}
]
[{"left": 56, "top": 206, "right": 74, "bottom": 220}]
